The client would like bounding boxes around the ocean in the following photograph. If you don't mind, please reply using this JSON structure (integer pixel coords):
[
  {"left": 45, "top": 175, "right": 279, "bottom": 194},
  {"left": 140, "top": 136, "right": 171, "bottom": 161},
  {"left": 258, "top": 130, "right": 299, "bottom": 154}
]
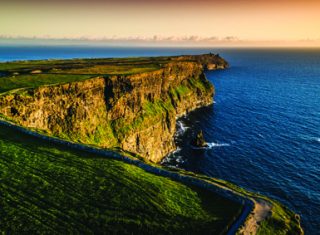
[{"left": 0, "top": 45, "right": 319, "bottom": 234}]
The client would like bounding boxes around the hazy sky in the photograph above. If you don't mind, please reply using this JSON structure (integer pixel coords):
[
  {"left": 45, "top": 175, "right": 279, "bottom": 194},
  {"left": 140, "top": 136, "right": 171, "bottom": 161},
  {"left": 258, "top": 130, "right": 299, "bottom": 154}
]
[{"left": 1, "top": 0, "right": 320, "bottom": 47}]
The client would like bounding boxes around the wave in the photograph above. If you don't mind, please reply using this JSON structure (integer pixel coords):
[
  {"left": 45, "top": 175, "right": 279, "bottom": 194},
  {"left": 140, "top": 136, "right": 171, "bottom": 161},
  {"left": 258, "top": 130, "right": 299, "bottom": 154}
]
[
  {"left": 207, "top": 142, "right": 230, "bottom": 148},
  {"left": 306, "top": 137, "right": 320, "bottom": 144},
  {"left": 175, "top": 155, "right": 185, "bottom": 164},
  {"left": 175, "top": 121, "right": 189, "bottom": 136},
  {"left": 172, "top": 147, "right": 182, "bottom": 154},
  {"left": 161, "top": 153, "right": 185, "bottom": 167},
  {"left": 161, "top": 147, "right": 182, "bottom": 164},
  {"left": 192, "top": 141, "right": 230, "bottom": 149}
]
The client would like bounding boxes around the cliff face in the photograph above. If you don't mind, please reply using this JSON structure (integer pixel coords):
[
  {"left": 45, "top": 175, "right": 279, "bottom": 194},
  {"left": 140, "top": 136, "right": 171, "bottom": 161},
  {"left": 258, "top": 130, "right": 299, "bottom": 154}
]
[{"left": 0, "top": 54, "right": 226, "bottom": 162}]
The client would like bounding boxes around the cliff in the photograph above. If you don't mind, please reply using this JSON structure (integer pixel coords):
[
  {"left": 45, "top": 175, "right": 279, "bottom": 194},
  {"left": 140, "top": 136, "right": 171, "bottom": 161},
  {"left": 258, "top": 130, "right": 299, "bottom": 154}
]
[{"left": 0, "top": 54, "right": 227, "bottom": 162}]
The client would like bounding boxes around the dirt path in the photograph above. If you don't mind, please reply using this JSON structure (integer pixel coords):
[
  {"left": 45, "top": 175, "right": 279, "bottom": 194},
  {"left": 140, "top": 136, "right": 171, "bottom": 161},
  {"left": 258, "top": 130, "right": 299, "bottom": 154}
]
[{"left": 238, "top": 199, "right": 272, "bottom": 234}]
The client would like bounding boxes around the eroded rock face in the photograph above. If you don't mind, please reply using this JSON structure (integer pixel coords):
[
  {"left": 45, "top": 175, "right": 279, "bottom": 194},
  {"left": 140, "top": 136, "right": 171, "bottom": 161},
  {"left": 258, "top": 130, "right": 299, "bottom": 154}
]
[{"left": 0, "top": 54, "right": 226, "bottom": 162}]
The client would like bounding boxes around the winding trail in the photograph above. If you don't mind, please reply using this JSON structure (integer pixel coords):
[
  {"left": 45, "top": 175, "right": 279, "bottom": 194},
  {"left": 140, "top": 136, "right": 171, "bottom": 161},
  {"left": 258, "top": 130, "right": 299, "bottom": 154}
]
[
  {"left": 0, "top": 119, "right": 271, "bottom": 234},
  {"left": 238, "top": 199, "right": 272, "bottom": 235}
]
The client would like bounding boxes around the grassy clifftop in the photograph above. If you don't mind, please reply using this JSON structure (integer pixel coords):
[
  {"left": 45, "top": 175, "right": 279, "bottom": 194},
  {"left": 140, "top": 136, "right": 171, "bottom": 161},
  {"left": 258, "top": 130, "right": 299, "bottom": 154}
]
[{"left": 0, "top": 54, "right": 227, "bottom": 93}]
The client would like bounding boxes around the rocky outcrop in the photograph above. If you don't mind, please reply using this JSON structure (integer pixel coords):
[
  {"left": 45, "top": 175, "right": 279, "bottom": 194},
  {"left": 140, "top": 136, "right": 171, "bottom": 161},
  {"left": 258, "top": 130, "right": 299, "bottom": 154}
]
[
  {"left": 0, "top": 54, "right": 227, "bottom": 163},
  {"left": 173, "top": 53, "right": 229, "bottom": 70},
  {"left": 191, "top": 130, "right": 208, "bottom": 148}
]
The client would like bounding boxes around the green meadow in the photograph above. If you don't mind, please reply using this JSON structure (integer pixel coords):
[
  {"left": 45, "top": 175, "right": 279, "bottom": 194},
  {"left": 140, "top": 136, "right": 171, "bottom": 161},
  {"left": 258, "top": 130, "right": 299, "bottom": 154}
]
[
  {"left": 0, "top": 57, "right": 168, "bottom": 93},
  {"left": 0, "top": 124, "right": 242, "bottom": 234}
]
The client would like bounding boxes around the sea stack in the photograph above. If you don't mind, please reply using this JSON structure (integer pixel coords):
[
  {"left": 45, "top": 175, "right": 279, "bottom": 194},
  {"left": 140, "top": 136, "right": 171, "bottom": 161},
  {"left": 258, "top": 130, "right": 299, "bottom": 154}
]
[{"left": 192, "top": 130, "right": 208, "bottom": 148}]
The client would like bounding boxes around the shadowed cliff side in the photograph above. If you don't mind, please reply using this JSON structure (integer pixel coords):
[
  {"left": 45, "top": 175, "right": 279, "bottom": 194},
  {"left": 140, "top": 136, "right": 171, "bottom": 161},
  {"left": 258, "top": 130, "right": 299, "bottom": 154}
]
[{"left": 0, "top": 54, "right": 226, "bottom": 162}]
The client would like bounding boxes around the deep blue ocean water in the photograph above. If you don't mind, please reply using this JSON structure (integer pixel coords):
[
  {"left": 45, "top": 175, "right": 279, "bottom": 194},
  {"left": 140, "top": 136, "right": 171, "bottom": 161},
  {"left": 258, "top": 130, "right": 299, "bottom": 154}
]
[{"left": 0, "top": 45, "right": 319, "bottom": 234}]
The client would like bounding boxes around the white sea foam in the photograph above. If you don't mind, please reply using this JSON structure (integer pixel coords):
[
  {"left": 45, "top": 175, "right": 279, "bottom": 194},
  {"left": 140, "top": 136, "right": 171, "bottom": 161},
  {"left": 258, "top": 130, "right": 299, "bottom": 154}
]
[
  {"left": 192, "top": 142, "right": 230, "bottom": 149},
  {"left": 175, "top": 120, "right": 189, "bottom": 136},
  {"left": 172, "top": 147, "right": 182, "bottom": 154},
  {"left": 161, "top": 147, "right": 183, "bottom": 164},
  {"left": 161, "top": 154, "right": 185, "bottom": 167},
  {"left": 175, "top": 155, "right": 185, "bottom": 163},
  {"left": 207, "top": 142, "right": 230, "bottom": 148}
]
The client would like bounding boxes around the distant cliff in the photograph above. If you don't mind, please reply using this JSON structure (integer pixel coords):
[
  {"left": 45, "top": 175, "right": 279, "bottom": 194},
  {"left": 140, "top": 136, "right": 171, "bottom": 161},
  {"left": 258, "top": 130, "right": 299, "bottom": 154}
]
[{"left": 0, "top": 54, "right": 228, "bottom": 162}]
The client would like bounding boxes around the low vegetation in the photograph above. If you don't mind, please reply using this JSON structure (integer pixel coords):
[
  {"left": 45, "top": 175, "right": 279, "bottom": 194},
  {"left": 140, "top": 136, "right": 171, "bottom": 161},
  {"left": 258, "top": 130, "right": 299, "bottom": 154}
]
[
  {"left": 0, "top": 124, "right": 242, "bottom": 234},
  {"left": 0, "top": 74, "right": 92, "bottom": 93},
  {"left": 0, "top": 57, "right": 171, "bottom": 93}
]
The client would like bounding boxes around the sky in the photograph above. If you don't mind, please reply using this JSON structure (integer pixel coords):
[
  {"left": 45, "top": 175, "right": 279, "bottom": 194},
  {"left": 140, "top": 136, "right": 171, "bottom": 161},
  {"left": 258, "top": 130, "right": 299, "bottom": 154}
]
[{"left": 1, "top": 0, "right": 320, "bottom": 47}]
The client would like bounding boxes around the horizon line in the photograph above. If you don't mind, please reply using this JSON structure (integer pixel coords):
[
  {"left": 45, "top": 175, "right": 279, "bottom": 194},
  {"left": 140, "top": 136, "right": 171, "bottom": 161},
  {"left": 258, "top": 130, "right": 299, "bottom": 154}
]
[{"left": 1, "top": 36, "right": 320, "bottom": 48}]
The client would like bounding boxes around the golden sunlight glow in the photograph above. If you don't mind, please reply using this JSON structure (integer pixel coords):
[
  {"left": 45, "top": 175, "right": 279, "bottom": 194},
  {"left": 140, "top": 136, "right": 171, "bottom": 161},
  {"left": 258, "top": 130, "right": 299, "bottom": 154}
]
[{"left": 0, "top": 1, "right": 319, "bottom": 47}]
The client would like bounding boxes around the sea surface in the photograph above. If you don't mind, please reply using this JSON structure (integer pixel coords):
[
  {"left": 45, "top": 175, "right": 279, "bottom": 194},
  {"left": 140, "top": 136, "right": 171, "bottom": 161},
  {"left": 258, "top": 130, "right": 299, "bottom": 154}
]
[{"left": 0, "top": 45, "right": 319, "bottom": 234}]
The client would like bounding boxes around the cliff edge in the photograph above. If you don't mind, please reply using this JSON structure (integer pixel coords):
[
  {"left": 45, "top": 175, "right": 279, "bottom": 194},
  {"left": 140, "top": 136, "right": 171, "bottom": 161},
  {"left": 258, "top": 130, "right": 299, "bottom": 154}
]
[{"left": 0, "top": 54, "right": 227, "bottom": 162}]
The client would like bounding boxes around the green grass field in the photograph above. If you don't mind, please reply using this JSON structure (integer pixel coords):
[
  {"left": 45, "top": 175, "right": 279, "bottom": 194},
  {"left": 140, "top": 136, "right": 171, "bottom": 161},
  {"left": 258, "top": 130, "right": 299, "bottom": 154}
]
[
  {"left": 0, "top": 74, "right": 93, "bottom": 93},
  {"left": 0, "top": 57, "right": 170, "bottom": 93},
  {"left": 0, "top": 124, "right": 242, "bottom": 234}
]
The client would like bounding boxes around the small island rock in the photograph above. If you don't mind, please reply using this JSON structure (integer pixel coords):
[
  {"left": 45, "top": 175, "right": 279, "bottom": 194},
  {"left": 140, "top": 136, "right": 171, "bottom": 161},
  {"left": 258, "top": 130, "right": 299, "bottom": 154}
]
[{"left": 191, "top": 130, "right": 208, "bottom": 148}]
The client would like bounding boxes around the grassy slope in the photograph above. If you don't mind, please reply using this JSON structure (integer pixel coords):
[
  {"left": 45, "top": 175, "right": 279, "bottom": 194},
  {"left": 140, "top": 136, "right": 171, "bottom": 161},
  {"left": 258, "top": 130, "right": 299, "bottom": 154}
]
[{"left": 0, "top": 124, "right": 242, "bottom": 234}]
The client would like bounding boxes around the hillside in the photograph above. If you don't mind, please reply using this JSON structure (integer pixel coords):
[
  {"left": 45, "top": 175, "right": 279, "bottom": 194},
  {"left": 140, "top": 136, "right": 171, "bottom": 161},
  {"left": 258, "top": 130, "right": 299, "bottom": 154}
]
[{"left": 0, "top": 123, "right": 242, "bottom": 234}]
